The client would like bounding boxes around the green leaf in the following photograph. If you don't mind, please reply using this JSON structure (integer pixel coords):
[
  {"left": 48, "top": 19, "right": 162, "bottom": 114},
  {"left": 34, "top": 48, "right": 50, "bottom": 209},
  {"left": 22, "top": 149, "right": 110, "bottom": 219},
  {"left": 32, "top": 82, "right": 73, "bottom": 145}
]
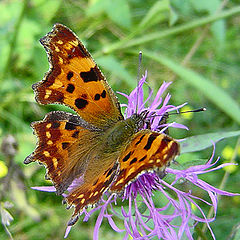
[
  {"left": 191, "top": 0, "right": 220, "bottom": 13},
  {"left": 169, "top": 5, "right": 179, "bottom": 26},
  {"left": 16, "top": 132, "right": 35, "bottom": 164},
  {"left": 105, "top": 0, "right": 131, "bottom": 29},
  {"left": 170, "top": 0, "right": 192, "bottom": 16},
  {"left": 1, "top": 108, "right": 30, "bottom": 132},
  {"left": 191, "top": 0, "right": 226, "bottom": 47},
  {"left": 0, "top": 0, "right": 22, "bottom": 74},
  {"left": 103, "top": 6, "right": 240, "bottom": 53},
  {"left": 87, "top": 0, "right": 131, "bottom": 29},
  {"left": 135, "top": 202, "right": 148, "bottom": 215},
  {"left": 180, "top": 130, "right": 240, "bottom": 154},
  {"left": 0, "top": 0, "right": 22, "bottom": 25},
  {"left": 86, "top": 0, "right": 108, "bottom": 16},
  {"left": 0, "top": 41, "right": 10, "bottom": 75},
  {"left": 190, "top": 0, "right": 220, "bottom": 13},
  {"left": 16, "top": 19, "right": 41, "bottom": 68},
  {"left": 175, "top": 156, "right": 207, "bottom": 169},
  {"left": 138, "top": 0, "right": 169, "bottom": 30},
  {"left": 142, "top": 50, "right": 240, "bottom": 124},
  {"left": 211, "top": 20, "right": 226, "bottom": 48},
  {"left": 33, "top": 0, "right": 61, "bottom": 22}
]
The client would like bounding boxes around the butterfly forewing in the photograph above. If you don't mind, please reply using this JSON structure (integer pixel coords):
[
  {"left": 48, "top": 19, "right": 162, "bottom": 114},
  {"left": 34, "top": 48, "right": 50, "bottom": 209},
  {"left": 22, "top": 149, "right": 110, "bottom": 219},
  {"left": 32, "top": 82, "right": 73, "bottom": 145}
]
[{"left": 34, "top": 24, "right": 123, "bottom": 129}]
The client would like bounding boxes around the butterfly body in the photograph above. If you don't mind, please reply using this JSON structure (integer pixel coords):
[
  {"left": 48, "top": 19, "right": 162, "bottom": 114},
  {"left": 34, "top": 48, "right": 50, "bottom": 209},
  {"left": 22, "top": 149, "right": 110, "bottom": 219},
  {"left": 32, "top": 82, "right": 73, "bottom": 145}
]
[
  {"left": 25, "top": 24, "right": 180, "bottom": 226},
  {"left": 103, "top": 112, "right": 146, "bottom": 152}
]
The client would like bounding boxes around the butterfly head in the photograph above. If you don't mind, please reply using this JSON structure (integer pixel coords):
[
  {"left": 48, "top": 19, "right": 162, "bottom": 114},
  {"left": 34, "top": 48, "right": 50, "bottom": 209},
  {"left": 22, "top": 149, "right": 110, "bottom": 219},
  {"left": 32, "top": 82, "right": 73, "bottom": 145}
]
[{"left": 129, "top": 110, "right": 149, "bottom": 131}]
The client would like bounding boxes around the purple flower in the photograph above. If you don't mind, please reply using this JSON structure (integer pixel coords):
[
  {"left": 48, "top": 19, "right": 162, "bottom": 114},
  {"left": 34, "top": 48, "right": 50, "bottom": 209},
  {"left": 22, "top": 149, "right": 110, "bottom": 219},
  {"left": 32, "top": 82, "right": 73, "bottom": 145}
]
[
  {"left": 33, "top": 72, "right": 239, "bottom": 239},
  {"left": 118, "top": 71, "right": 187, "bottom": 132}
]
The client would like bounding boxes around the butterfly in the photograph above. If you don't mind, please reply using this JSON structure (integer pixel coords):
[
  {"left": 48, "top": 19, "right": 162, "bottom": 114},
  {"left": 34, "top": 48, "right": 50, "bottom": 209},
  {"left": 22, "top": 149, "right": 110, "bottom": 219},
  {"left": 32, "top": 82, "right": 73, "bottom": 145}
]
[{"left": 24, "top": 24, "right": 180, "bottom": 226}]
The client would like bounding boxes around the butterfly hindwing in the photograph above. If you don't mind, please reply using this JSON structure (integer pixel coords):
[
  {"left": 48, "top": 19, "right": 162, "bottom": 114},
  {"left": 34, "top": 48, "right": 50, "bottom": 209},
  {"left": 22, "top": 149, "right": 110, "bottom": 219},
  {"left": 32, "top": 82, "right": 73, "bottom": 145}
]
[
  {"left": 65, "top": 160, "right": 119, "bottom": 225},
  {"left": 110, "top": 130, "right": 180, "bottom": 191},
  {"left": 24, "top": 111, "right": 101, "bottom": 194},
  {"left": 25, "top": 110, "right": 122, "bottom": 217},
  {"left": 34, "top": 24, "right": 123, "bottom": 129}
]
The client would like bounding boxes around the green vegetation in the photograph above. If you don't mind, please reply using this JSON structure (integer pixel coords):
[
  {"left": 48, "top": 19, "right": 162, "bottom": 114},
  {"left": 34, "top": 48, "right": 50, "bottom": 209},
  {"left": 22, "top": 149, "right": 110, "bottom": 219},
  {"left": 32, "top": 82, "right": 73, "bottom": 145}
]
[{"left": 0, "top": 0, "right": 239, "bottom": 239}]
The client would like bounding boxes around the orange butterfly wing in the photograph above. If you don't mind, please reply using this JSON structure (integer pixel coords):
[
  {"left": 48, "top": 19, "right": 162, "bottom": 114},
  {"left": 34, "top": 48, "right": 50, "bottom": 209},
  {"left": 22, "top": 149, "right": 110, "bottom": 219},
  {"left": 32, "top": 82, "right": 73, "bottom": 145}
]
[
  {"left": 25, "top": 111, "right": 122, "bottom": 217},
  {"left": 110, "top": 130, "right": 180, "bottom": 191},
  {"left": 24, "top": 111, "right": 100, "bottom": 194},
  {"left": 25, "top": 24, "right": 125, "bottom": 223},
  {"left": 65, "top": 160, "right": 119, "bottom": 225},
  {"left": 34, "top": 24, "right": 123, "bottom": 128}
]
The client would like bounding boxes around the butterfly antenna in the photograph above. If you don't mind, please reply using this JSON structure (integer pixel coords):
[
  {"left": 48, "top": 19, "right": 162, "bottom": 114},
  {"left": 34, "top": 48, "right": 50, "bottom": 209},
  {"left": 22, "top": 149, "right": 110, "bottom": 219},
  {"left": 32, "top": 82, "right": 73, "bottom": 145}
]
[
  {"left": 146, "top": 107, "right": 206, "bottom": 119},
  {"left": 170, "top": 107, "right": 207, "bottom": 115},
  {"left": 136, "top": 51, "right": 142, "bottom": 113}
]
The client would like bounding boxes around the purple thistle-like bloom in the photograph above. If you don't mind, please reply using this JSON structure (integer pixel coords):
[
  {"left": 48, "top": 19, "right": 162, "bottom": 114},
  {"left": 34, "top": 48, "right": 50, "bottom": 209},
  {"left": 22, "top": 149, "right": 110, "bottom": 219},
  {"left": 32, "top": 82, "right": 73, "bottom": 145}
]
[{"left": 33, "top": 71, "right": 238, "bottom": 239}]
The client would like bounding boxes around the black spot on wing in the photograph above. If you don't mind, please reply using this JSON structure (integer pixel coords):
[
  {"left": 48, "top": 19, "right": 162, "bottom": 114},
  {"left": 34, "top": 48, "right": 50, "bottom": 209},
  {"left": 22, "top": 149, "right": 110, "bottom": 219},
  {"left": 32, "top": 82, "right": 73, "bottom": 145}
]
[
  {"left": 130, "top": 157, "right": 137, "bottom": 165},
  {"left": 72, "top": 130, "right": 79, "bottom": 138},
  {"left": 92, "top": 178, "right": 99, "bottom": 186},
  {"left": 80, "top": 68, "right": 98, "bottom": 82},
  {"left": 135, "top": 134, "right": 145, "bottom": 146},
  {"left": 101, "top": 90, "right": 106, "bottom": 98},
  {"left": 65, "top": 122, "right": 76, "bottom": 130},
  {"left": 144, "top": 133, "right": 158, "bottom": 150},
  {"left": 75, "top": 98, "right": 88, "bottom": 109},
  {"left": 94, "top": 93, "right": 100, "bottom": 100},
  {"left": 106, "top": 169, "right": 113, "bottom": 178},
  {"left": 67, "top": 71, "right": 73, "bottom": 80},
  {"left": 52, "top": 122, "right": 60, "bottom": 129},
  {"left": 62, "top": 142, "right": 70, "bottom": 149},
  {"left": 139, "top": 155, "right": 147, "bottom": 162},
  {"left": 122, "top": 152, "right": 131, "bottom": 162},
  {"left": 66, "top": 84, "right": 75, "bottom": 93},
  {"left": 80, "top": 66, "right": 103, "bottom": 82}
]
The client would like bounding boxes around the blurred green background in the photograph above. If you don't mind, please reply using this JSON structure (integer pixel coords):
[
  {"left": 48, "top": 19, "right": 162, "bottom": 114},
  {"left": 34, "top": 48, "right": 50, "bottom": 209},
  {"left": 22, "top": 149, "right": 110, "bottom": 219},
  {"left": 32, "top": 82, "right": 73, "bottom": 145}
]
[{"left": 0, "top": 0, "right": 240, "bottom": 239}]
